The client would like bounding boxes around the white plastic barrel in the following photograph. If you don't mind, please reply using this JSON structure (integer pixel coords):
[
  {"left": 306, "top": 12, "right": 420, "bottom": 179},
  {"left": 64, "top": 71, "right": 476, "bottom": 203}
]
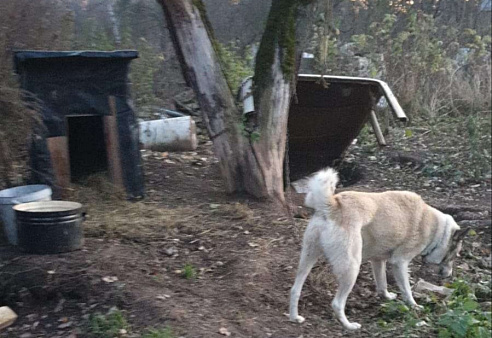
[
  {"left": 0, "top": 185, "right": 52, "bottom": 245},
  {"left": 139, "top": 116, "right": 198, "bottom": 151}
]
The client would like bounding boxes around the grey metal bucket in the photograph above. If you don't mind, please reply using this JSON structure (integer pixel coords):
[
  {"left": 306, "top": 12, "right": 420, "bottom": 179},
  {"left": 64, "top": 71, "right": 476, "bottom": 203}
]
[
  {"left": 14, "top": 201, "right": 85, "bottom": 254},
  {"left": 0, "top": 185, "right": 52, "bottom": 245}
]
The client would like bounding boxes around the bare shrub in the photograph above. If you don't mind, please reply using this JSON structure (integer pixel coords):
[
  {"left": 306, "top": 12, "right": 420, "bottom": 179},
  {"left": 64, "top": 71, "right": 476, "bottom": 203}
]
[
  {"left": 345, "top": 13, "right": 491, "bottom": 119},
  {"left": 0, "top": 0, "right": 73, "bottom": 188},
  {"left": 0, "top": 87, "right": 43, "bottom": 188}
]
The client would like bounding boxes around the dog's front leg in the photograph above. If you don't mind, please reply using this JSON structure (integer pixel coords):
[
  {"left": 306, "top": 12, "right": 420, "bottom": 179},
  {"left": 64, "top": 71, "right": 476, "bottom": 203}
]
[
  {"left": 392, "top": 261, "right": 421, "bottom": 308},
  {"left": 370, "top": 260, "right": 397, "bottom": 300},
  {"left": 331, "top": 258, "right": 362, "bottom": 330},
  {"left": 329, "top": 230, "right": 363, "bottom": 330},
  {"left": 289, "top": 235, "right": 320, "bottom": 324}
]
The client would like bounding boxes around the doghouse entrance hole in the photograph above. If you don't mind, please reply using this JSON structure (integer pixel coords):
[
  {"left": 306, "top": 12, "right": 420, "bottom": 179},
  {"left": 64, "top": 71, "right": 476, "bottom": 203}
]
[{"left": 68, "top": 115, "right": 108, "bottom": 181}]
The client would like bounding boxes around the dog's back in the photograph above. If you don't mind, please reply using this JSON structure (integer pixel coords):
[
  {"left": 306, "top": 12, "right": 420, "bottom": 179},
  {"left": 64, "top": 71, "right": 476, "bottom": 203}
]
[{"left": 330, "top": 190, "right": 441, "bottom": 262}]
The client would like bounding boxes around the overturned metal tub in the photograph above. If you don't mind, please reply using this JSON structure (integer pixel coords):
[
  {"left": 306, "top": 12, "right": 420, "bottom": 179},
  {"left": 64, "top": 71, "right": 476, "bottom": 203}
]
[{"left": 287, "top": 74, "right": 408, "bottom": 181}]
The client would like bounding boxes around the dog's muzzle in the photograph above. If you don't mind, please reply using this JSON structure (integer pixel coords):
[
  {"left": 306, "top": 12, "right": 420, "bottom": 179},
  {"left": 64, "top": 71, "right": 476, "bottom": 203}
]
[{"left": 439, "top": 264, "right": 453, "bottom": 278}]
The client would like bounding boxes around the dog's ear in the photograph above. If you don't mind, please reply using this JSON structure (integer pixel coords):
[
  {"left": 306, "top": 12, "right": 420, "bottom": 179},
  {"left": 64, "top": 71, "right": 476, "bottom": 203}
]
[{"left": 452, "top": 227, "right": 471, "bottom": 242}]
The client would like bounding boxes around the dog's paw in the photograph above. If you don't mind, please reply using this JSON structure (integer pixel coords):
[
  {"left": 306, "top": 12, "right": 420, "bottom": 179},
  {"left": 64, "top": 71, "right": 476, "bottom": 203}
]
[
  {"left": 344, "top": 322, "right": 362, "bottom": 330},
  {"left": 289, "top": 315, "right": 305, "bottom": 324},
  {"left": 384, "top": 291, "right": 397, "bottom": 300},
  {"left": 412, "top": 304, "right": 424, "bottom": 311}
]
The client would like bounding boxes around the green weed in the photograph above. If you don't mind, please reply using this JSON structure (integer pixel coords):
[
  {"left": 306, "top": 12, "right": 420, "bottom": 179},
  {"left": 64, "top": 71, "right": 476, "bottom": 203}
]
[
  {"left": 182, "top": 263, "right": 197, "bottom": 280},
  {"left": 437, "top": 279, "right": 492, "bottom": 338},
  {"left": 88, "top": 309, "right": 176, "bottom": 338},
  {"left": 142, "top": 327, "right": 175, "bottom": 338},
  {"left": 88, "top": 309, "right": 129, "bottom": 338}
]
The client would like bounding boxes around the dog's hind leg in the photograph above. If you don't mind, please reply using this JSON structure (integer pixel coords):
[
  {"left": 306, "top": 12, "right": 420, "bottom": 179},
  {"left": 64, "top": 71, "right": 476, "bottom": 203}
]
[
  {"left": 392, "top": 261, "right": 421, "bottom": 308},
  {"left": 327, "top": 231, "right": 363, "bottom": 330},
  {"left": 289, "top": 227, "right": 321, "bottom": 324},
  {"left": 370, "top": 260, "right": 397, "bottom": 300}
]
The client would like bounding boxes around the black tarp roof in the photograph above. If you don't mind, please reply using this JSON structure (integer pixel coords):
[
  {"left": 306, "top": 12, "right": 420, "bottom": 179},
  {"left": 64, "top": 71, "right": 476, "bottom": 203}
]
[{"left": 14, "top": 50, "right": 138, "bottom": 68}]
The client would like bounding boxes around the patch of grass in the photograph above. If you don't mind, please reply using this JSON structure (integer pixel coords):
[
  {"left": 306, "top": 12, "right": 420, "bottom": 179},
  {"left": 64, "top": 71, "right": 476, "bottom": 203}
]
[
  {"left": 182, "top": 263, "right": 197, "bottom": 280},
  {"left": 88, "top": 309, "right": 129, "bottom": 338},
  {"left": 386, "top": 114, "right": 491, "bottom": 183},
  {"left": 88, "top": 309, "right": 176, "bottom": 338},
  {"left": 378, "top": 278, "right": 492, "bottom": 337},
  {"left": 142, "top": 327, "right": 175, "bottom": 338}
]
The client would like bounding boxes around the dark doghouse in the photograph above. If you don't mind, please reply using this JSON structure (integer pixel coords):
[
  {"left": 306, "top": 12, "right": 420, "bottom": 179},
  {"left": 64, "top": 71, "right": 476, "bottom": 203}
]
[{"left": 14, "top": 51, "right": 144, "bottom": 199}]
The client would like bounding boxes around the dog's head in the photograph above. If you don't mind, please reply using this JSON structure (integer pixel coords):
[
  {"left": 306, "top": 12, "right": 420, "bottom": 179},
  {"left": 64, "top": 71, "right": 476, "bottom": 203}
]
[
  {"left": 422, "top": 214, "right": 470, "bottom": 278},
  {"left": 438, "top": 217, "right": 470, "bottom": 278}
]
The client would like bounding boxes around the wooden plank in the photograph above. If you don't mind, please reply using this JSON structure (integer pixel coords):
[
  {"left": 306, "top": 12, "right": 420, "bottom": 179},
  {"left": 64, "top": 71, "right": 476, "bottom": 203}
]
[
  {"left": 46, "top": 136, "right": 71, "bottom": 197},
  {"left": 104, "top": 96, "right": 124, "bottom": 189}
]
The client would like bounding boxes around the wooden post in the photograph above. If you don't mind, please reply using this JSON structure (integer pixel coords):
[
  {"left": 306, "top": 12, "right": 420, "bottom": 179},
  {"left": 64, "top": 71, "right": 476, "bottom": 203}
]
[
  {"left": 104, "top": 96, "right": 124, "bottom": 190},
  {"left": 369, "top": 110, "right": 387, "bottom": 146},
  {"left": 46, "top": 136, "right": 71, "bottom": 198}
]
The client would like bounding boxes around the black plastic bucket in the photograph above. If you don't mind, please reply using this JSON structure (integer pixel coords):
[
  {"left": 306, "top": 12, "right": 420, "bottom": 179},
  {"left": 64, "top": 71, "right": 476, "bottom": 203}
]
[{"left": 13, "top": 201, "right": 86, "bottom": 254}]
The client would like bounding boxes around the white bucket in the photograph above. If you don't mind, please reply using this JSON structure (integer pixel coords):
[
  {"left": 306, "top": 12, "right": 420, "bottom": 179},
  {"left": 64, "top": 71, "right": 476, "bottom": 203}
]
[{"left": 0, "top": 185, "right": 52, "bottom": 245}]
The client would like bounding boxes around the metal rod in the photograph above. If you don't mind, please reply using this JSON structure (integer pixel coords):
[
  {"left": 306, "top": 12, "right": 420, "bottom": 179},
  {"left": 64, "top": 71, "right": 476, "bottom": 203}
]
[{"left": 369, "top": 110, "right": 387, "bottom": 146}]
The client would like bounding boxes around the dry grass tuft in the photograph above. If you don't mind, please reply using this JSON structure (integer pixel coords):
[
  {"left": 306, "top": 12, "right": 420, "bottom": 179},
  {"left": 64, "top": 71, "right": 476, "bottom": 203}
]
[
  {"left": 68, "top": 173, "right": 127, "bottom": 203},
  {"left": 212, "top": 202, "right": 254, "bottom": 223},
  {"left": 83, "top": 201, "right": 191, "bottom": 242},
  {"left": 68, "top": 174, "right": 197, "bottom": 243}
]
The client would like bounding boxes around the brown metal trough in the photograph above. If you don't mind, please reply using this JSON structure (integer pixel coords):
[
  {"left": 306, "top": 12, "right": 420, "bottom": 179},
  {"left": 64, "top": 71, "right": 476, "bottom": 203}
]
[{"left": 287, "top": 75, "right": 408, "bottom": 181}]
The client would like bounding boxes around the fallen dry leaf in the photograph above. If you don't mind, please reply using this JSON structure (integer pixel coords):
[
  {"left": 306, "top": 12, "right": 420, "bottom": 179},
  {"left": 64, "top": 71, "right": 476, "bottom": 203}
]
[
  {"left": 57, "top": 321, "right": 72, "bottom": 329},
  {"left": 156, "top": 294, "right": 171, "bottom": 300},
  {"left": 219, "top": 327, "right": 231, "bottom": 336},
  {"left": 102, "top": 276, "right": 118, "bottom": 283}
]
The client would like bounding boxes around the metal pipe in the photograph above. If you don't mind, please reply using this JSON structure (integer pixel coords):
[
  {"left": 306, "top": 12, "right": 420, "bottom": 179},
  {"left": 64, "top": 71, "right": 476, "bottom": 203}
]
[
  {"left": 369, "top": 110, "right": 387, "bottom": 146},
  {"left": 163, "top": 109, "right": 186, "bottom": 118}
]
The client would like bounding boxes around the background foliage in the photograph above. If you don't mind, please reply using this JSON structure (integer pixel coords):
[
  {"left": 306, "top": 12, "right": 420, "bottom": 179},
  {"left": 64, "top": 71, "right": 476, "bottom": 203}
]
[{"left": 0, "top": 0, "right": 490, "bottom": 187}]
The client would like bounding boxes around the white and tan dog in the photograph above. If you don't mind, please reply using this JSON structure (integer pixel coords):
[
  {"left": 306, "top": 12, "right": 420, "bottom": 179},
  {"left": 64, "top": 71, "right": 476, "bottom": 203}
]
[{"left": 289, "top": 168, "right": 468, "bottom": 330}]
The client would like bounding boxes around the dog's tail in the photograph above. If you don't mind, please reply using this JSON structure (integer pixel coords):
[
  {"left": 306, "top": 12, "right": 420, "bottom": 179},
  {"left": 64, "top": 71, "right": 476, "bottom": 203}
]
[{"left": 304, "top": 167, "right": 339, "bottom": 211}]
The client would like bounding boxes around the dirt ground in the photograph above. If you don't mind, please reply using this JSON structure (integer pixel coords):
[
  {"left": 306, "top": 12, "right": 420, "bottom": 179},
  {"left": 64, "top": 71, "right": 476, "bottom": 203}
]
[{"left": 0, "top": 129, "right": 491, "bottom": 338}]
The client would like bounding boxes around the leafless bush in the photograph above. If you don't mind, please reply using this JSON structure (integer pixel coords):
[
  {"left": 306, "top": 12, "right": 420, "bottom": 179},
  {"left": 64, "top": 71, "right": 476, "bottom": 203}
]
[
  {"left": 394, "top": 55, "right": 492, "bottom": 119},
  {"left": 0, "top": 0, "right": 73, "bottom": 188},
  {"left": 0, "top": 87, "right": 44, "bottom": 188},
  {"left": 450, "top": 61, "right": 492, "bottom": 114}
]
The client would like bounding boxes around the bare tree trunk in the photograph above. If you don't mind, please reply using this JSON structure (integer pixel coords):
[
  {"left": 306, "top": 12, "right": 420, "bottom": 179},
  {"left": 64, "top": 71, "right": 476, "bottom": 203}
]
[
  {"left": 159, "top": 0, "right": 247, "bottom": 195},
  {"left": 107, "top": 1, "right": 121, "bottom": 48},
  {"left": 159, "top": 0, "right": 315, "bottom": 202}
]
